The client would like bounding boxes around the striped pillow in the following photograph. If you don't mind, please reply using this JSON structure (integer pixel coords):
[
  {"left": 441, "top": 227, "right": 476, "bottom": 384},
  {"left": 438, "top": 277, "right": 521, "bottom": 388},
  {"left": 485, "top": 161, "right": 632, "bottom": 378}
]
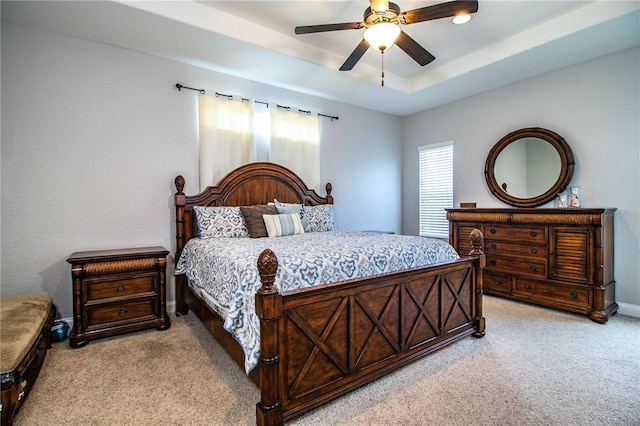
[{"left": 263, "top": 213, "right": 305, "bottom": 238}]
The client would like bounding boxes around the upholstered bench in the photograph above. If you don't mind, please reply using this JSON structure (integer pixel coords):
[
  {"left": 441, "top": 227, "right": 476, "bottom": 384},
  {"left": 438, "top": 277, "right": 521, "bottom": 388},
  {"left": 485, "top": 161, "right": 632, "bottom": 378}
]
[{"left": 1, "top": 295, "right": 55, "bottom": 425}]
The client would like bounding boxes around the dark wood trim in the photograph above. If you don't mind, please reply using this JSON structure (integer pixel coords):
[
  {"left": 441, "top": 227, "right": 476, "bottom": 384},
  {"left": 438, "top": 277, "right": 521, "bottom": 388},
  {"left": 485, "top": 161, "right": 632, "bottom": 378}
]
[{"left": 484, "top": 127, "right": 575, "bottom": 207}]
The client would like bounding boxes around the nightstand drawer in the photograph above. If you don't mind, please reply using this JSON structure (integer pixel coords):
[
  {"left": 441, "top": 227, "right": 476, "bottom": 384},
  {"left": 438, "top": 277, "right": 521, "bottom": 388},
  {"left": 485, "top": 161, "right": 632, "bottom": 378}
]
[
  {"left": 86, "top": 274, "right": 157, "bottom": 302},
  {"left": 86, "top": 299, "right": 157, "bottom": 329}
]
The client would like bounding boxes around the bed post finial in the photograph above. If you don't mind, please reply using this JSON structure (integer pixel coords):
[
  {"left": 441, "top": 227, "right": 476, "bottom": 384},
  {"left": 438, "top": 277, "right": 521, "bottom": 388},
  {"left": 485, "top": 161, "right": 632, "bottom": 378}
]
[
  {"left": 469, "top": 228, "right": 484, "bottom": 256},
  {"left": 175, "top": 175, "right": 185, "bottom": 195},
  {"left": 257, "top": 249, "right": 278, "bottom": 295},
  {"left": 325, "top": 182, "right": 333, "bottom": 203}
]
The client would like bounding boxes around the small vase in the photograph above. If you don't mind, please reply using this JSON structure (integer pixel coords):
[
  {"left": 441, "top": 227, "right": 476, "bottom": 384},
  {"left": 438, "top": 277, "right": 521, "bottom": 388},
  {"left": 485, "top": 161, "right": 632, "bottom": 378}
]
[
  {"left": 557, "top": 193, "right": 568, "bottom": 208},
  {"left": 570, "top": 187, "right": 581, "bottom": 208}
]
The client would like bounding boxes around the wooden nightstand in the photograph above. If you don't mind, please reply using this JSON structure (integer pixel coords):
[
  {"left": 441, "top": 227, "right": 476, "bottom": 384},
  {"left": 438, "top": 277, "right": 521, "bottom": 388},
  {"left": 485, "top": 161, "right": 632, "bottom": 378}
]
[{"left": 67, "top": 246, "right": 170, "bottom": 348}]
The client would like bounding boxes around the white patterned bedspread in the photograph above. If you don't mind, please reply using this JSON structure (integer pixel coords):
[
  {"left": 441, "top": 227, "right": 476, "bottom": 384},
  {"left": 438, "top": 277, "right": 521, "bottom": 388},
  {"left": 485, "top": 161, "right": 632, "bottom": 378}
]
[{"left": 175, "top": 231, "right": 460, "bottom": 373}]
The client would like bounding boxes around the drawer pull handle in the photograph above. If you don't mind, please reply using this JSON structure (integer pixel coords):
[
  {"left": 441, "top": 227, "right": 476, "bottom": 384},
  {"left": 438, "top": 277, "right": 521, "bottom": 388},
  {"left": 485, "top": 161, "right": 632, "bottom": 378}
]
[
  {"left": 530, "top": 231, "right": 537, "bottom": 237},
  {"left": 118, "top": 308, "right": 128, "bottom": 317},
  {"left": 491, "top": 244, "right": 497, "bottom": 250},
  {"left": 117, "top": 285, "right": 125, "bottom": 293},
  {"left": 524, "top": 283, "right": 531, "bottom": 290},
  {"left": 529, "top": 265, "right": 537, "bottom": 272},
  {"left": 490, "top": 229, "right": 496, "bottom": 234},
  {"left": 490, "top": 260, "right": 496, "bottom": 266},
  {"left": 570, "top": 292, "right": 578, "bottom": 299},
  {"left": 495, "top": 279, "right": 503, "bottom": 285},
  {"left": 531, "top": 248, "right": 537, "bottom": 254}
]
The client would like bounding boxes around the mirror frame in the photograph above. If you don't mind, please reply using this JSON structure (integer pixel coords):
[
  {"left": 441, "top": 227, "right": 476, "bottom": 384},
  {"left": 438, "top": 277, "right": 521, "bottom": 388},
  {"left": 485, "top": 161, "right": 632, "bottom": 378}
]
[{"left": 484, "top": 127, "right": 575, "bottom": 208}]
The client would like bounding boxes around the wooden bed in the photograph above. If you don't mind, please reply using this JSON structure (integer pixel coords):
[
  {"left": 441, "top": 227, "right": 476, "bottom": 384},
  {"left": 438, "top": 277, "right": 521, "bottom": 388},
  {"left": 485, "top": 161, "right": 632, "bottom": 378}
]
[{"left": 173, "top": 162, "right": 486, "bottom": 426}]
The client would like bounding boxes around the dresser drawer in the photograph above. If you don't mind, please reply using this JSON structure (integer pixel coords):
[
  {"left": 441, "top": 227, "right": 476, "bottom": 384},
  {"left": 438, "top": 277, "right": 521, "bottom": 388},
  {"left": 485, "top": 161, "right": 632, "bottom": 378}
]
[
  {"left": 484, "top": 241, "right": 546, "bottom": 259},
  {"left": 513, "top": 278, "right": 590, "bottom": 309},
  {"left": 85, "top": 274, "right": 157, "bottom": 302},
  {"left": 483, "top": 271, "right": 511, "bottom": 294},
  {"left": 486, "top": 255, "right": 546, "bottom": 278},
  {"left": 484, "top": 225, "right": 546, "bottom": 243},
  {"left": 86, "top": 299, "right": 157, "bottom": 329}
]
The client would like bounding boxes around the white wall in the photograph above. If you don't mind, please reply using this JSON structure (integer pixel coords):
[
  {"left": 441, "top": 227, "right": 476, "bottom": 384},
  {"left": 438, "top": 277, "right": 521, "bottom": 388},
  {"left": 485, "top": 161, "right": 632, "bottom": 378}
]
[
  {"left": 0, "top": 22, "right": 403, "bottom": 318},
  {"left": 402, "top": 47, "right": 640, "bottom": 313}
]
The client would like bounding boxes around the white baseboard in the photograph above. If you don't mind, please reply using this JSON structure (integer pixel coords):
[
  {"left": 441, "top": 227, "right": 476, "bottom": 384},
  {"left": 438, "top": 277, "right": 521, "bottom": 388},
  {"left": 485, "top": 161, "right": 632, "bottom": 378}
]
[{"left": 617, "top": 302, "right": 640, "bottom": 318}]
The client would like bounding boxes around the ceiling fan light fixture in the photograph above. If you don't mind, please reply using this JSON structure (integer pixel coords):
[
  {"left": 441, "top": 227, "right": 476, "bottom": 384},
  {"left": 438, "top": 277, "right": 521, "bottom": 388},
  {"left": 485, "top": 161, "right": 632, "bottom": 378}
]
[
  {"left": 364, "top": 23, "right": 401, "bottom": 51},
  {"left": 452, "top": 13, "right": 472, "bottom": 25}
]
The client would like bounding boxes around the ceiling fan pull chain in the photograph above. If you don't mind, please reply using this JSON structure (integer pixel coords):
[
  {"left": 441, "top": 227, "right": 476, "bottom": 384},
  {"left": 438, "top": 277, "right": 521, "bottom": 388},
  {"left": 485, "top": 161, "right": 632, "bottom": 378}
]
[{"left": 381, "top": 51, "right": 385, "bottom": 86}]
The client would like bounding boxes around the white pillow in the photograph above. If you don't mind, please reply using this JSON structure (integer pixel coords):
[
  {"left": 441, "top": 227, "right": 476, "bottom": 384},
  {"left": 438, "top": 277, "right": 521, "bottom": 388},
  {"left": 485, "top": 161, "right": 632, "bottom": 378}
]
[
  {"left": 262, "top": 213, "right": 305, "bottom": 238},
  {"left": 274, "top": 199, "right": 310, "bottom": 231}
]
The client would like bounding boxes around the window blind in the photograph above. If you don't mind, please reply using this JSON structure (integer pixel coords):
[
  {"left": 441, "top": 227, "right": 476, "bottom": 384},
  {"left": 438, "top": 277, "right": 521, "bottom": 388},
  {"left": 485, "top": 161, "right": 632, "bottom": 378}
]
[{"left": 419, "top": 142, "right": 453, "bottom": 239}]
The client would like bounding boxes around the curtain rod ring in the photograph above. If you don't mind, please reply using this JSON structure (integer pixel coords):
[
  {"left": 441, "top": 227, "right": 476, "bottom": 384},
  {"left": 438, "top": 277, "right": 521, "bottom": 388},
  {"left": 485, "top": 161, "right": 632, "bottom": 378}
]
[{"left": 178, "top": 84, "right": 338, "bottom": 120}]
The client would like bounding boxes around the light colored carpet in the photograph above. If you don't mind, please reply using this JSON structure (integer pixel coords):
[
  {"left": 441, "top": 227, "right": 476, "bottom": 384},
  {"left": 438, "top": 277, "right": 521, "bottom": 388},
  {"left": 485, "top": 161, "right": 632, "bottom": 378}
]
[{"left": 15, "top": 296, "right": 640, "bottom": 425}]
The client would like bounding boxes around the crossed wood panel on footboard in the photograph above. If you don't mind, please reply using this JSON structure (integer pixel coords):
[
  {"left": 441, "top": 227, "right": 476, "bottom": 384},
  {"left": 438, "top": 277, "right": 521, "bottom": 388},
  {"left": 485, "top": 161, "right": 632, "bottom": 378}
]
[{"left": 173, "top": 162, "right": 485, "bottom": 426}]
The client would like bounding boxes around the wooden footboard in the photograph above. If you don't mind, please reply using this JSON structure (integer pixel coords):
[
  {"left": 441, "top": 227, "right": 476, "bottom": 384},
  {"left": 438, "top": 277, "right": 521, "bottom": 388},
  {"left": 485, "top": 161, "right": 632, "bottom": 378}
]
[{"left": 255, "top": 247, "right": 485, "bottom": 426}]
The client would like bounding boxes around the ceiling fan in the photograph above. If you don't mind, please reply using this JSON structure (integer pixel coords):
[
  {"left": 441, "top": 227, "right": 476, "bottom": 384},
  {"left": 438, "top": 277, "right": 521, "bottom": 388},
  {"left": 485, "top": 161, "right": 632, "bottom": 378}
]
[{"left": 294, "top": 0, "right": 479, "bottom": 77}]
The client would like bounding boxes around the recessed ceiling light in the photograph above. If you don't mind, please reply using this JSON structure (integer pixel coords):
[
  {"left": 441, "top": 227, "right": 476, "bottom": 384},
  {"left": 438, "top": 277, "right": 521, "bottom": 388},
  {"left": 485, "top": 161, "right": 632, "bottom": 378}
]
[{"left": 452, "top": 13, "right": 472, "bottom": 25}]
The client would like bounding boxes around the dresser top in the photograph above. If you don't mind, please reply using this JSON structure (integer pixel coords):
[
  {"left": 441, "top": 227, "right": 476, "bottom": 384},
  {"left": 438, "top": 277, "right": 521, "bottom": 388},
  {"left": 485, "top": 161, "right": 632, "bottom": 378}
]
[
  {"left": 67, "top": 246, "right": 169, "bottom": 263},
  {"left": 446, "top": 208, "right": 616, "bottom": 226},
  {"left": 446, "top": 208, "right": 616, "bottom": 214}
]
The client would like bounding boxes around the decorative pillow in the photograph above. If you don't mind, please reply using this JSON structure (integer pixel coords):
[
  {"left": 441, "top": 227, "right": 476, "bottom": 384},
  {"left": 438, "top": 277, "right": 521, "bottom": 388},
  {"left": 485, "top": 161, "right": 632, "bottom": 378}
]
[
  {"left": 274, "top": 199, "right": 310, "bottom": 232},
  {"left": 240, "top": 205, "right": 278, "bottom": 238},
  {"left": 302, "top": 204, "right": 335, "bottom": 232},
  {"left": 263, "top": 213, "right": 305, "bottom": 238},
  {"left": 193, "top": 206, "right": 249, "bottom": 238}
]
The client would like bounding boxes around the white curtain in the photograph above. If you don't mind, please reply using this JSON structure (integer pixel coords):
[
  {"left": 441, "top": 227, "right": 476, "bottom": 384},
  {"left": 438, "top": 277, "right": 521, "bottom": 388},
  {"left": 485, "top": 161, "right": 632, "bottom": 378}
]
[
  {"left": 269, "top": 103, "right": 320, "bottom": 191},
  {"left": 198, "top": 94, "right": 256, "bottom": 191}
]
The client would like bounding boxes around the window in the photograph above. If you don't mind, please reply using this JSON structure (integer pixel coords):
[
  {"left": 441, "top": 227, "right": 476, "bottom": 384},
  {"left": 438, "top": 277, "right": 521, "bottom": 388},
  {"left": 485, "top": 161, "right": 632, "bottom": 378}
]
[
  {"left": 268, "top": 103, "right": 320, "bottom": 191},
  {"left": 198, "top": 95, "right": 320, "bottom": 190},
  {"left": 419, "top": 141, "right": 453, "bottom": 238}
]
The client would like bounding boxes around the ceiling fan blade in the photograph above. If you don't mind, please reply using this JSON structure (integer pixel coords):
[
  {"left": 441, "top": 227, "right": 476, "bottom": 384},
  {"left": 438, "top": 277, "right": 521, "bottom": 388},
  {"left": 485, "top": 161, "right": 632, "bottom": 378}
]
[
  {"left": 395, "top": 31, "right": 435, "bottom": 66},
  {"left": 401, "top": 0, "right": 478, "bottom": 25},
  {"left": 295, "top": 22, "right": 363, "bottom": 34},
  {"left": 369, "top": 0, "right": 390, "bottom": 13},
  {"left": 339, "top": 39, "right": 370, "bottom": 71}
]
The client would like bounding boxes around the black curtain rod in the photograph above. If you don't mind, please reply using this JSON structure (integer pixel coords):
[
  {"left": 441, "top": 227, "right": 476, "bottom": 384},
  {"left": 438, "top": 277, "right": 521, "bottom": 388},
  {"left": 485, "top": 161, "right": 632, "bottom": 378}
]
[{"left": 176, "top": 83, "right": 338, "bottom": 121}]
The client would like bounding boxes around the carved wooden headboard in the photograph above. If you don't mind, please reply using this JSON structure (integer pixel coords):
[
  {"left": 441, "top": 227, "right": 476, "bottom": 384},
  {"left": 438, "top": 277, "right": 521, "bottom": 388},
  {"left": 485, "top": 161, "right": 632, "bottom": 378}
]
[{"left": 174, "top": 162, "right": 333, "bottom": 261}]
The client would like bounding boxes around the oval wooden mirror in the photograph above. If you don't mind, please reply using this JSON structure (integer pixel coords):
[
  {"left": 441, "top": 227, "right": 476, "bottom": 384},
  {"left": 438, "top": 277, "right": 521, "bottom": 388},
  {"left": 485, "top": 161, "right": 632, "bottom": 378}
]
[{"left": 484, "top": 127, "right": 575, "bottom": 207}]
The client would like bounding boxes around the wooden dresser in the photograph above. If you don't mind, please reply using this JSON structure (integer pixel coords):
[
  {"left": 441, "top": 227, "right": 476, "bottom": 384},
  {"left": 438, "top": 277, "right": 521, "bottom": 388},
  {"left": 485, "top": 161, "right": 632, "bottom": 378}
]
[
  {"left": 446, "top": 208, "right": 617, "bottom": 323},
  {"left": 67, "top": 246, "right": 171, "bottom": 347}
]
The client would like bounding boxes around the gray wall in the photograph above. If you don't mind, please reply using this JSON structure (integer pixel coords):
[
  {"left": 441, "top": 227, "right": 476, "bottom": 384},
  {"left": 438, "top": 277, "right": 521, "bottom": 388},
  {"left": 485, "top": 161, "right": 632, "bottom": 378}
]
[
  {"left": 3, "top": 21, "right": 638, "bottom": 319},
  {"left": 1, "top": 22, "right": 403, "bottom": 318},
  {"left": 402, "top": 47, "right": 640, "bottom": 314}
]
